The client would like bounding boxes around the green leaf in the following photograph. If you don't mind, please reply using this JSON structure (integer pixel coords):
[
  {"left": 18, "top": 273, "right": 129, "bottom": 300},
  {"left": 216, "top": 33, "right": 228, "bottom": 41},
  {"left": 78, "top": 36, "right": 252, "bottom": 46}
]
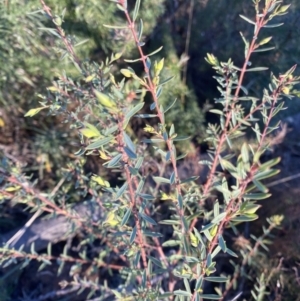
[
  {"left": 136, "top": 114, "right": 157, "bottom": 119},
  {"left": 174, "top": 290, "right": 192, "bottom": 297},
  {"left": 142, "top": 230, "right": 163, "bottom": 237},
  {"left": 159, "top": 220, "right": 181, "bottom": 225},
  {"left": 172, "top": 136, "right": 190, "bottom": 141},
  {"left": 123, "top": 132, "right": 136, "bottom": 153},
  {"left": 241, "top": 142, "right": 249, "bottom": 163},
  {"left": 124, "top": 146, "right": 137, "bottom": 159},
  {"left": 258, "top": 36, "right": 272, "bottom": 46},
  {"left": 259, "top": 157, "right": 281, "bottom": 169},
  {"left": 104, "top": 125, "right": 118, "bottom": 136},
  {"left": 245, "top": 67, "right": 269, "bottom": 72},
  {"left": 137, "top": 19, "right": 143, "bottom": 41},
  {"left": 158, "top": 293, "right": 173, "bottom": 299},
  {"left": 218, "top": 235, "right": 227, "bottom": 252},
  {"left": 198, "top": 294, "right": 221, "bottom": 300},
  {"left": 142, "top": 138, "right": 165, "bottom": 144},
  {"left": 200, "top": 223, "right": 215, "bottom": 232},
  {"left": 170, "top": 171, "right": 175, "bottom": 184},
  {"left": 132, "top": 0, "right": 141, "bottom": 21},
  {"left": 137, "top": 193, "right": 155, "bottom": 200},
  {"left": 148, "top": 255, "right": 163, "bottom": 268},
  {"left": 80, "top": 123, "right": 101, "bottom": 138},
  {"left": 243, "top": 193, "right": 271, "bottom": 200},
  {"left": 91, "top": 175, "right": 110, "bottom": 187},
  {"left": 105, "top": 153, "right": 123, "bottom": 168},
  {"left": 126, "top": 102, "right": 145, "bottom": 119},
  {"left": 147, "top": 46, "right": 163, "bottom": 57},
  {"left": 253, "top": 179, "right": 269, "bottom": 193},
  {"left": 220, "top": 158, "right": 236, "bottom": 173},
  {"left": 86, "top": 136, "right": 114, "bottom": 150},
  {"left": 205, "top": 276, "right": 228, "bottom": 283},
  {"left": 211, "top": 245, "right": 222, "bottom": 259},
  {"left": 139, "top": 212, "right": 157, "bottom": 225},
  {"left": 226, "top": 248, "right": 238, "bottom": 257},
  {"left": 211, "top": 212, "right": 227, "bottom": 224},
  {"left": 146, "top": 57, "right": 151, "bottom": 70},
  {"left": 103, "top": 24, "right": 128, "bottom": 29},
  {"left": 209, "top": 109, "right": 224, "bottom": 115},
  {"left": 195, "top": 276, "right": 203, "bottom": 291},
  {"left": 129, "top": 226, "right": 137, "bottom": 245},
  {"left": 115, "top": 182, "right": 128, "bottom": 200},
  {"left": 124, "top": 58, "right": 142, "bottom": 63},
  {"left": 263, "top": 23, "right": 284, "bottom": 28},
  {"left": 120, "top": 68, "right": 133, "bottom": 77},
  {"left": 38, "top": 27, "right": 60, "bottom": 38},
  {"left": 158, "top": 76, "right": 174, "bottom": 86},
  {"left": 180, "top": 176, "right": 199, "bottom": 184},
  {"left": 183, "top": 278, "right": 191, "bottom": 295},
  {"left": 152, "top": 176, "right": 170, "bottom": 184},
  {"left": 231, "top": 214, "right": 259, "bottom": 222},
  {"left": 253, "top": 46, "right": 275, "bottom": 52},
  {"left": 121, "top": 208, "right": 132, "bottom": 226},
  {"left": 254, "top": 168, "right": 280, "bottom": 181},
  {"left": 242, "top": 203, "right": 261, "bottom": 214},
  {"left": 162, "top": 240, "right": 180, "bottom": 247},
  {"left": 163, "top": 98, "right": 177, "bottom": 114},
  {"left": 239, "top": 14, "right": 255, "bottom": 25},
  {"left": 94, "top": 90, "right": 117, "bottom": 109}
]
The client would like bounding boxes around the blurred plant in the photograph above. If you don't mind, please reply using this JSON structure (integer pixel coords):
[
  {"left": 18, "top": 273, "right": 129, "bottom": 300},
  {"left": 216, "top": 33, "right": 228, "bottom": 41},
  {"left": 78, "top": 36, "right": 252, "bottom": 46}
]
[{"left": 1, "top": 0, "right": 300, "bottom": 301}]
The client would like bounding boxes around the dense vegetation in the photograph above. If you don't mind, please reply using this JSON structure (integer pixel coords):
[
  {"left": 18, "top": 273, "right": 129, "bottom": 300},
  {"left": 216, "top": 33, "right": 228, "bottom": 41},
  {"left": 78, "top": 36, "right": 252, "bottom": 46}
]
[{"left": 1, "top": 0, "right": 300, "bottom": 300}]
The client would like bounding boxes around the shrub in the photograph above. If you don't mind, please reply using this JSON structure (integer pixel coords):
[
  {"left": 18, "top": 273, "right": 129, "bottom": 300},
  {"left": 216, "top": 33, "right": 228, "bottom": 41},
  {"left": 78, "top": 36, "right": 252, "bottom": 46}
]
[{"left": 1, "top": 0, "right": 299, "bottom": 300}]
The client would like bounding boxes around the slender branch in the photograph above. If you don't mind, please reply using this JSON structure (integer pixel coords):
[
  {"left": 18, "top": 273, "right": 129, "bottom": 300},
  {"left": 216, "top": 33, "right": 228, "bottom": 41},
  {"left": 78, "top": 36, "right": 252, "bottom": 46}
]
[
  {"left": 189, "top": 1, "right": 274, "bottom": 232},
  {"left": 121, "top": 5, "right": 187, "bottom": 238},
  {"left": 220, "top": 223, "right": 277, "bottom": 300},
  {"left": 40, "top": 0, "right": 82, "bottom": 70}
]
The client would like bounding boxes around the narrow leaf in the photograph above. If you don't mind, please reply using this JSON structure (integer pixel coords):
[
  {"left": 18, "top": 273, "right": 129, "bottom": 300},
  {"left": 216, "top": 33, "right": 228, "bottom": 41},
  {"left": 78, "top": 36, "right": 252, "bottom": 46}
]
[
  {"left": 130, "top": 226, "right": 137, "bottom": 244},
  {"left": 147, "top": 46, "right": 163, "bottom": 57},
  {"left": 115, "top": 182, "right": 128, "bottom": 200},
  {"left": 152, "top": 176, "right": 170, "bottom": 184},
  {"left": 139, "top": 212, "right": 157, "bottom": 225},
  {"left": 174, "top": 290, "right": 192, "bottom": 297},
  {"left": 126, "top": 102, "right": 144, "bottom": 119},
  {"left": 103, "top": 24, "right": 128, "bottom": 29},
  {"left": 245, "top": 67, "right": 269, "bottom": 72},
  {"left": 239, "top": 14, "right": 255, "bottom": 25},
  {"left": 205, "top": 276, "right": 228, "bottom": 283},
  {"left": 86, "top": 136, "right": 114, "bottom": 150},
  {"left": 132, "top": 0, "right": 141, "bottom": 21},
  {"left": 198, "top": 294, "right": 221, "bottom": 300},
  {"left": 121, "top": 208, "right": 132, "bottom": 226}
]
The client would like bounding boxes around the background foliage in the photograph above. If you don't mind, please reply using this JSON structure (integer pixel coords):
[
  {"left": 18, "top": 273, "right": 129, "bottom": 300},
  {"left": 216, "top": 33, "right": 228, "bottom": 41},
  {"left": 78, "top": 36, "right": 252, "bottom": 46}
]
[{"left": 1, "top": 0, "right": 300, "bottom": 300}]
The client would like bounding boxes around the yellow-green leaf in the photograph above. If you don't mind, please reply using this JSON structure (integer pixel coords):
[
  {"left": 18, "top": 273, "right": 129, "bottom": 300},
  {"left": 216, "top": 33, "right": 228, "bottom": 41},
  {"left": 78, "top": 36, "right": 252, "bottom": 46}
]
[
  {"left": 94, "top": 90, "right": 117, "bottom": 109},
  {"left": 5, "top": 186, "right": 21, "bottom": 192},
  {"left": 99, "top": 150, "right": 109, "bottom": 160},
  {"left": 80, "top": 129, "right": 97, "bottom": 138},
  {"left": 258, "top": 36, "right": 272, "bottom": 46},
  {"left": 91, "top": 174, "right": 110, "bottom": 187},
  {"left": 120, "top": 69, "right": 132, "bottom": 78},
  {"left": 80, "top": 123, "right": 101, "bottom": 138},
  {"left": 209, "top": 224, "right": 218, "bottom": 237},
  {"left": 114, "top": 52, "right": 122, "bottom": 60},
  {"left": 103, "top": 211, "right": 120, "bottom": 227},
  {"left": 24, "top": 107, "right": 48, "bottom": 117},
  {"left": 190, "top": 232, "right": 199, "bottom": 247},
  {"left": 47, "top": 86, "right": 59, "bottom": 92},
  {"left": 85, "top": 74, "right": 96, "bottom": 82}
]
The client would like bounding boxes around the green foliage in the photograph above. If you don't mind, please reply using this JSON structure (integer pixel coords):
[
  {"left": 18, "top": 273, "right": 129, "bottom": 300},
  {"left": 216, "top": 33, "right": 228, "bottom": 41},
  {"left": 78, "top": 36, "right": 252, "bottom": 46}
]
[{"left": 1, "top": 0, "right": 300, "bottom": 300}]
